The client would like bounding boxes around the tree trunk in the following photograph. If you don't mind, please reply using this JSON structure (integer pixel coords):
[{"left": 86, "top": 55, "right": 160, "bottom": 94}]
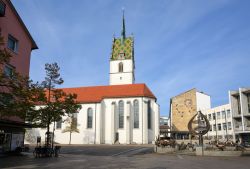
[
  {"left": 46, "top": 122, "right": 50, "bottom": 147},
  {"left": 52, "top": 120, "right": 55, "bottom": 149}
]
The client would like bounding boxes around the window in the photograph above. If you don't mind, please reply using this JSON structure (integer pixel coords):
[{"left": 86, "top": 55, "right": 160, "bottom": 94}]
[
  {"left": 56, "top": 118, "right": 62, "bottom": 129},
  {"left": 72, "top": 113, "right": 78, "bottom": 127},
  {"left": 217, "top": 112, "right": 220, "bottom": 119},
  {"left": 237, "top": 96, "right": 241, "bottom": 114},
  {"left": 87, "top": 108, "right": 93, "bottom": 128},
  {"left": 227, "top": 110, "right": 231, "bottom": 118},
  {"left": 118, "top": 100, "right": 124, "bottom": 128},
  {"left": 209, "top": 125, "right": 212, "bottom": 131},
  {"left": 148, "top": 101, "right": 151, "bottom": 129},
  {"left": 218, "top": 124, "right": 222, "bottom": 131},
  {"left": 223, "top": 123, "right": 227, "bottom": 130},
  {"left": 228, "top": 122, "right": 232, "bottom": 130},
  {"left": 247, "top": 93, "right": 250, "bottom": 113},
  {"left": 0, "top": 0, "right": 5, "bottom": 17},
  {"left": 4, "top": 65, "right": 13, "bottom": 77},
  {"left": 118, "top": 62, "right": 123, "bottom": 72},
  {"left": 134, "top": 100, "right": 139, "bottom": 128},
  {"left": 8, "top": 35, "right": 18, "bottom": 52},
  {"left": 221, "top": 111, "right": 226, "bottom": 119},
  {"left": 213, "top": 124, "right": 216, "bottom": 131},
  {"left": 212, "top": 113, "right": 216, "bottom": 120},
  {"left": 208, "top": 114, "right": 211, "bottom": 121}
]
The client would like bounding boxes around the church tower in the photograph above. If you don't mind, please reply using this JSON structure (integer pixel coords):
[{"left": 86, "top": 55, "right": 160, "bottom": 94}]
[{"left": 109, "top": 11, "right": 135, "bottom": 85}]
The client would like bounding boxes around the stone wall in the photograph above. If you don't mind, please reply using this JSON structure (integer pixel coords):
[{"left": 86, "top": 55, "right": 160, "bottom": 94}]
[{"left": 171, "top": 89, "right": 197, "bottom": 132}]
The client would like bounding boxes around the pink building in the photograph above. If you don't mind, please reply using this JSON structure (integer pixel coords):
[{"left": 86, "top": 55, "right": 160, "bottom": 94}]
[{"left": 0, "top": 0, "right": 37, "bottom": 152}]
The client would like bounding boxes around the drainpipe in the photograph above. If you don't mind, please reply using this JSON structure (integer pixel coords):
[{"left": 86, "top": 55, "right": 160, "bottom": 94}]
[
  {"left": 95, "top": 103, "right": 97, "bottom": 144},
  {"left": 142, "top": 97, "right": 144, "bottom": 144}
]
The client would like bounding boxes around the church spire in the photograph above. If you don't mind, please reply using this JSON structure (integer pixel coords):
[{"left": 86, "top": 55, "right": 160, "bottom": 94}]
[{"left": 121, "top": 8, "right": 126, "bottom": 45}]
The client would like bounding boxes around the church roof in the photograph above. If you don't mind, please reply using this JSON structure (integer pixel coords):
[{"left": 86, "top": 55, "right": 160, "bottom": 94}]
[{"left": 59, "top": 83, "right": 156, "bottom": 103}]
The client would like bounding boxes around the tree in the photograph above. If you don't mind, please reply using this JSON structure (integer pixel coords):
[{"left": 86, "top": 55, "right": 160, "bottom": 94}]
[
  {"left": 35, "top": 63, "right": 81, "bottom": 147},
  {"left": 62, "top": 115, "right": 79, "bottom": 144},
  {"left": 0, "top": 36, "right": 44, "bottom": 120},
  {"left": 0, "top": 36, "right": 81, "bottom": 147}
]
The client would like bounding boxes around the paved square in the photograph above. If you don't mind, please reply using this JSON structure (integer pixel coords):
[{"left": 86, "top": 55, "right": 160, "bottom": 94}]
[{"left": 0, "top": 145, "right": 250, "bottom": 169}]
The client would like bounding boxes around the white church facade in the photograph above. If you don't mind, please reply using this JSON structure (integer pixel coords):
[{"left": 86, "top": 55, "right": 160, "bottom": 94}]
[{"left": 31, "top": 14, "right": 160, "bottom": 144}]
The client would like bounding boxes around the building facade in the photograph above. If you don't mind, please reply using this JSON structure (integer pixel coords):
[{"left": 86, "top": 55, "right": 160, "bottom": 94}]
[
  {"left": 202, "top": 104, "right": 234, "bottom": 141},
  {"left": 160, "top": 116, "right": 169, "bottom": 126},
  {"left": 31, "top": 13, "right": 160, "bottom": 145},
  {"left": 229, "top": 87, "right": 250, "bottom": 144},
  {"left": 0, "top": 0, "right": 37, "bottom": 152},
  {"left": 170, "top": 88, "right": 211, "bottom": 139},
  {"left": 160, "top": 116, "right": 170, "bottom": 137}
]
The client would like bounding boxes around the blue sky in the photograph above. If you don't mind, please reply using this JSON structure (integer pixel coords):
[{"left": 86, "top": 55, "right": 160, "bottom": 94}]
[{"left": 12, "top": 0, "right": 250, "bottom": 116}]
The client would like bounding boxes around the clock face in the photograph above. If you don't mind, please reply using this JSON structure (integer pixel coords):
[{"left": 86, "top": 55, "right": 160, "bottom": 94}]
[
  {"left": 184, "top": 99, "right": 192, "bottom": 107},
  {"left": 118, "top": 53, "right": 125, "bottom": 59}
]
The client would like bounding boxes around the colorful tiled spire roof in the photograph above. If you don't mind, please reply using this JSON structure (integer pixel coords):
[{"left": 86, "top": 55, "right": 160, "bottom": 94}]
[{"left": 110, "top": 11, "right": 134, "bottom": 60}]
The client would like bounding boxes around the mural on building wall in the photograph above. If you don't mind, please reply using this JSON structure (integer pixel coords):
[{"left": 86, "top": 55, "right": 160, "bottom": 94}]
[{"left": 171, "top": 89, "right": 197, "bottom": 132}]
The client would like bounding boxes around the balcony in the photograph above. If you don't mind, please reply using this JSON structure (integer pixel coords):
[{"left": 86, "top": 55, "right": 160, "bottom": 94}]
[
  {"left": 233, "top": 113, "right": 242, "bottom": 118},
  {"left": 234, "top": 126, "right": 243, "bottom": 131},
  {"left": 245, "top": 126, "right": 250, "bottom": 131}
]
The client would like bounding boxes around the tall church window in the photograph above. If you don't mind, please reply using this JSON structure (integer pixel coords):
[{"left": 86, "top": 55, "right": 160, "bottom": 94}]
[
  {"left": 87, "top": 108, "right": 93, "bottom": 128},
  {"left": 118, "top": 62, "right": 123, "bottom": 72},
  {"left": 56, "top": 117, "right": 62, "bottom": 129},
  {"left": 118, "top": 100, "right": 124, "bottom": 128},
  {"left": 134, "top": 100, "right": 139, "bottom": 128},
  {"left": 148, "top": 101, "right": 151, "bottom": 129}
]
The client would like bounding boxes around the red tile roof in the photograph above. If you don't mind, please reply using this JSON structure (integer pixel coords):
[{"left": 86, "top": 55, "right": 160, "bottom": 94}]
[{"left": 58, "top": 83, "right": 156, "bottom": 103}]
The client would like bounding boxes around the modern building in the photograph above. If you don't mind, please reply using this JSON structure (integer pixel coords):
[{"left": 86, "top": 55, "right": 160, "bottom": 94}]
[
  {"left": 169, "top": 88, "right": 211, "bottom": 139},
  {"left": 32, "top": 13, "right": 160, "bottom": 145},
  {"left": 160, "top": 116, "right": 169, "bottom": 126},
  {"left": 0, "top": 0, "right": 38, "bottom": 152},
  {"left": 229, "top": 87, "right": 250, "bottom": 144},
  {"left": 202, "top": 104, "right": 234, "bottom": 141},
  {"left": 159, "top": 116, "right": 170, "bottom": 137}
]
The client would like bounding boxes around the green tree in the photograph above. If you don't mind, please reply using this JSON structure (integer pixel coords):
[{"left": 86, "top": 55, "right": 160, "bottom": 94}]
[
  {"left": 0, "top": 36, "right": 44, "bottom": 120},
  {"left": 0, "top": 36, "right": 81, "bottom": 147},
  {"left": 62, "top": 115, "right": 79, "bottom": 144},
  {"left": 36, "top": 63, "right": 81, "bottom": 147}
]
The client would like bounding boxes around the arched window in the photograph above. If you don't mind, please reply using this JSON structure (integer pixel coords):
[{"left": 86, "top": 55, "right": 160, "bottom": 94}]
[
  {"left": 56, "top": 117, "right": 62, "bottom": 129},
  {"left": 118, "top": 62, "right": 123, "bottom": 72},
  {"left": 118, "top": 100, "right": 124, "bottom": 128},
  {"left": 148, "top": 101, "right": 151, "bottom": 129},
  {"left": 87, "top": 108, "right": 93, "bottom": 128},
  {"left": 134, "top": 100, "right": 139, "bottom": 128}
]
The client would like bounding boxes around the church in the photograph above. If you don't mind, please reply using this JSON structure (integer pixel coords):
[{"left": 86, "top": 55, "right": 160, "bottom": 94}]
[{"left": 33, "top": 14, "right": 160, "bottom": 144}]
